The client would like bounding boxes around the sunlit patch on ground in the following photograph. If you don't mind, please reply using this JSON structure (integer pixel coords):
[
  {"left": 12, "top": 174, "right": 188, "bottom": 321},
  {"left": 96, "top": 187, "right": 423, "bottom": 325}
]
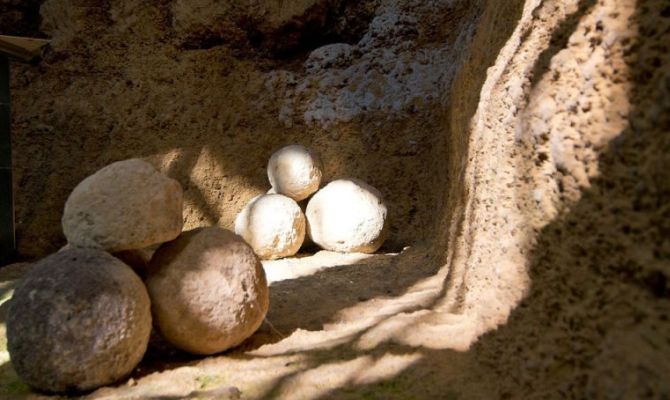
[
  {"left": 261, "top": 250, "right": 400, "bottom": 284},
  {"left": 0, "top": 266, "right": 32, "bottom": 398}
]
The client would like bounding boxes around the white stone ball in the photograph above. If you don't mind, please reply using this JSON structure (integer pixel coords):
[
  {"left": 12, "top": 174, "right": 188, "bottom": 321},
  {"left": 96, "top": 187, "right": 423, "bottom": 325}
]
[
  {"left": 306, "top": 179, "right": 388, "bottom": 253},
  {"left": 267, "top": 145, "right": 323, "bottom": 201},
  {"left": 235, "top": 194, "right": 306, "bottom": 260}
]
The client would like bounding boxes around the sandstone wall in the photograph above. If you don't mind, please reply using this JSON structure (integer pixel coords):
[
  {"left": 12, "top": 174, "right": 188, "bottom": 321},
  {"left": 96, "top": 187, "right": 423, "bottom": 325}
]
[{"left": 7, "top": 0, "right": 474, "bottom": 258}]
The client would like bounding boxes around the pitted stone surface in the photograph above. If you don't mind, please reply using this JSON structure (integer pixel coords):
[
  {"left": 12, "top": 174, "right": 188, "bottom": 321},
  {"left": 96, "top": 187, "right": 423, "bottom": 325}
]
[
  {"left": 146, "top": 227, "right": 269, "bottom": 355},
  {"left": 62, "top": 159, "right": 184, "bottom": 253},
  {"left": 306, "top": 179, "right": 388, "bottom": 253},
  {"left": 7, "top": 249, "right": 151, "bottom": 393}
]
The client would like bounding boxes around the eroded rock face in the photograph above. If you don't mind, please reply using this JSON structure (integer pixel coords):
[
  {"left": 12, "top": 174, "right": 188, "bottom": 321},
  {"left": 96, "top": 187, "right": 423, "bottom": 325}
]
[
  {"left": 146, "top": 227, "right": 269, "bottom": 355},
  {"left": 268, "top": 145, "right": 323, "bottom": 201},
  {"left": 235, "top": 194, "right": 306, "bottom": 259},
  {"left": 306, "top": 178, "right": 388, "bottom": 253},
  {"left": 7, "top": 249, "right": 152, "bottom": 393},
  {"left": 62, "top": 159, "right": 184, "bottom": 253},
  {"left": 12, "top": 0, "right": 446, "bottom": 259},
  {"left": 305, "top": 43, "right": 354, "bottom": 72},
  {"left": 171, "top": 0, "right": 320, "bottom": 48}
]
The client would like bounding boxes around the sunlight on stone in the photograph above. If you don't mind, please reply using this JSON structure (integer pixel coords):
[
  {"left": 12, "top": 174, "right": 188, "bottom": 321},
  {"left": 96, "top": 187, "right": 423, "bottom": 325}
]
[
  {"left": 359, "top": 311, "right": 478, "bottom": 352},
  {"left": 276, "top": 353, "right": 421, "bottom": 399},
  {"left": 262, "top": 250, "right": 399, "bottom": 284},
  {"left": 150, "top": 147, "right": 183, "bottom": 173},
  {"left": 0, "top": 281, "right": 15, "bottom": 364},
  {"left": 150, "top": 146, "right": 264, "bottom": 230},
  {"left": 251, "top": 328, "right": 363, "bottom": 357},
  {"left": 90, "top": 354, "right": 309, "bottom": 400},
  {"left": 0, "top": 323, "right": 8, "bottom": 366},
  {"left": 0, "top": 283, "right": 30, "bottom": 398}
]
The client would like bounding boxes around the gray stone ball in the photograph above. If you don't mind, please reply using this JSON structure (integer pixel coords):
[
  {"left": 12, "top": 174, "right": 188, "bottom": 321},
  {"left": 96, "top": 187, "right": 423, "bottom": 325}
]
[
  {"left": 62, "top": 158, "right": 184, "bottom": 252},
  {"left": 146, "top": 227, "right": 269, "bottom": 355},
  {"left": 7, "top": 249, "right": 152, "bottom": 393}
]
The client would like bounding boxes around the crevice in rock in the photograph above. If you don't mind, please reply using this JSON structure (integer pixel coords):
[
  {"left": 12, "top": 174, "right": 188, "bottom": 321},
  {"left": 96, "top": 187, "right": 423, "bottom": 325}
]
[{"left": 0, "top": 0, "right": 46, "bottom": 37}]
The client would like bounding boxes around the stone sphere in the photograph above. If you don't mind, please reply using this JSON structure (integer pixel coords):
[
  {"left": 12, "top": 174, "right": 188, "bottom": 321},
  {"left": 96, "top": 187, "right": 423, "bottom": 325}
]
[
  {"left": 62, "top": 158, "right": 184, "bottom": 252},
  {"left": 306, "top": 179, "right": 388, "bottom": 253},
  {"left": 267, "top": 145, "right": 323, "bottom": 201},
  {"left": 235, "top": 194, "right": 306, "bottom": 260},
  {"left": 146, "top": 227, "right": 269, "bottom": 355},
  {"left": 7, "top": 249, "right": 152, "bottom": 393}
]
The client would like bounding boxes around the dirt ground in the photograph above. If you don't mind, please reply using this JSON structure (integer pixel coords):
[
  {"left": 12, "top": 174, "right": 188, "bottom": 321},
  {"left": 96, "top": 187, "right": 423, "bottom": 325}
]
[{"left": 0, "top": 0, "right": 668, "bottom": 398}]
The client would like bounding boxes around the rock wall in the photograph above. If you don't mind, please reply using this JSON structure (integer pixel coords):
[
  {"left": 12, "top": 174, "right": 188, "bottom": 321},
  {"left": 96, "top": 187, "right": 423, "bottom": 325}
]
[
  {"left": 432, "top": 0, "right": 670, "bottom": 396},
  {"left": 7, "top": 0, "right": 476, "bottom": 259},
  {"left": 1, "top": 0, "right": 668, "bottom": 397},
  {"left": 0, "top": 0, "right": 43, "bottom": 37}
]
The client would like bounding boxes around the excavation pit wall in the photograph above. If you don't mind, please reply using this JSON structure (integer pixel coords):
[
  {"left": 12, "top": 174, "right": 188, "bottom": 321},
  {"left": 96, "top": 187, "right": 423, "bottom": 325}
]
[{"left": 1, "top": 0, "right": 669, "bottom": 398}]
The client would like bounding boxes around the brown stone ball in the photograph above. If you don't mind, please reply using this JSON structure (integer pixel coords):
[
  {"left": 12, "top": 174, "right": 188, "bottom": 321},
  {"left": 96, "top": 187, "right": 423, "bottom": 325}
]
[
  {"left": 146, "top": 227, "right": 269, "bottom": 355},
  {"left": 7, "top": 249, "right": 152, "bottom": 393}
]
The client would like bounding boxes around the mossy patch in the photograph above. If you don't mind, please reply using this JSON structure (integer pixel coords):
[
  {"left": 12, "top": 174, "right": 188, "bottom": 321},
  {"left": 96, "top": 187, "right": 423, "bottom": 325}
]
[
  {"left": 195, "top": 374, "right": 226, "bottom": 390},
  {"left": 0, "top": 361, "right": 31, "bottom": 397}
]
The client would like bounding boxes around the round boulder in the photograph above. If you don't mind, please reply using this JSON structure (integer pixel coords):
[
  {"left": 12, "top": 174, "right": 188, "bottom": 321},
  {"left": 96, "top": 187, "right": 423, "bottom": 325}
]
[
  {"left": 62, "top": 158, "right": 184, "bottom": 252},
  {"left": 306, "top": 179, "right": 388, "bottom": 253},
  {"left": 146, "top": 227, "right": 269, "bottom": 355},
  {"left": 235, "top": 194, "right": 306, "bottom": 260},
  {"left": 267, "top": 145, "right": 323, "bottom": 201},
  {"left": 7, "top": 249, "right": 152, "bottom": 393}
]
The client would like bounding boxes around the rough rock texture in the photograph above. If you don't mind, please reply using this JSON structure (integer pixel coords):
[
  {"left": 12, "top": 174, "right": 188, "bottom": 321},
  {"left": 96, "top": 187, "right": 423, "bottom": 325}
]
[
  {"left": 62, "top": 159, "right": 184, "bottom": 252},
  {"left": 146, "top": 227, "right": 269, "bottom": 355},
  {"left": 0, "top": 0, "right": 43, "bottom": 37},
  {"left": 267, "top": 144, "right": 323, "bottom": 201},
  {"left": 171, "top": 0, "right": 378, "bottom": 56},
  {"left": 306, "top": 179, "right": 388, "bottom": 253},
  {"left": 6, "top": 249, "right": 151, "bottom": 393},
  {"left": 7, "top": 0, "right": 458, "bottom": 258},
  {"left": 234, "top": 194, "right": 306, "bottom": 260},
  {"left": 458, "top": 0, "right": 670, "bottom": 396},
  {"left": 171, "top": 0, "right": 317, "bottom": 47},
  {"left": 2, "top": 0, "right": 669, "bottom": 398}
]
